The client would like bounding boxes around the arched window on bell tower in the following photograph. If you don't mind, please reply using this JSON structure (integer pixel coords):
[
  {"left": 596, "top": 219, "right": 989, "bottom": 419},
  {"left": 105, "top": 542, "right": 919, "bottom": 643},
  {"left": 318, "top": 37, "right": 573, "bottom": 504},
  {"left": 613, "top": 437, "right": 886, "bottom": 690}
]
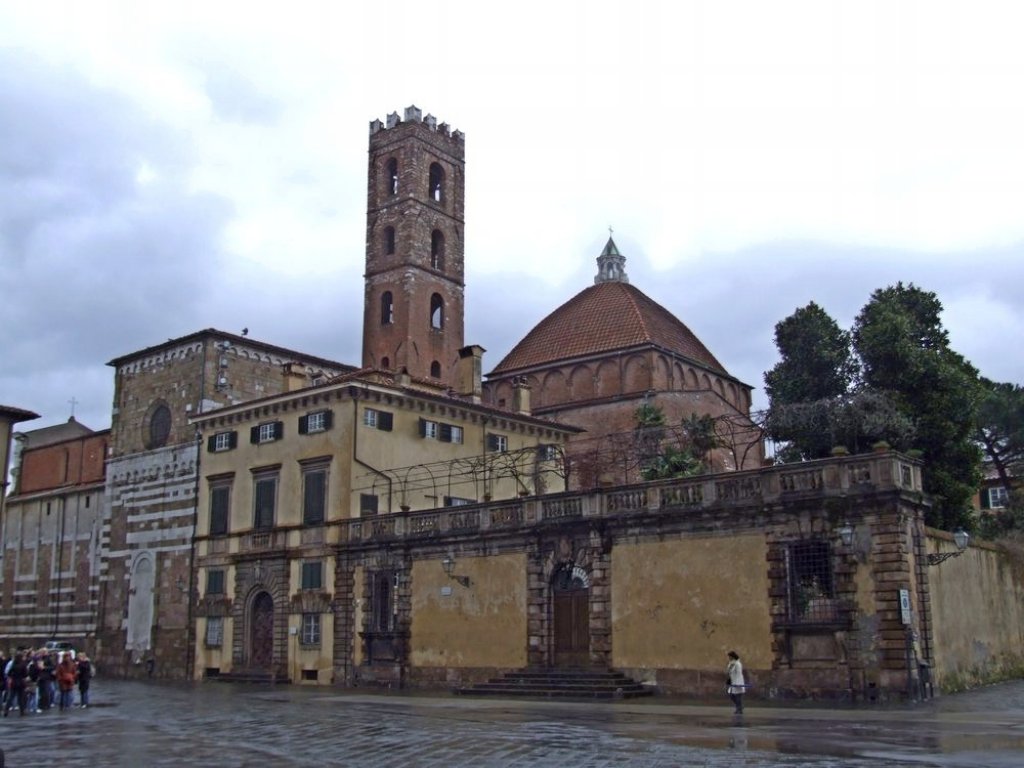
[
  {"left": 430, "top": 293, "right": 444, "bottom": 330},
  {"left": 384, "top": 226, "right": 396, "bottom": 255},
  {"left": 381, "top": 292, "right": 394, "bottom": 325},
  {"left": 431, "top": 230, "right": 445, "bottom": 271},
  {"left": 430, "top": 361, "right": 442, "bottom": 378},
  {"left": 429, "top": 163, "right": 444, "bottom": 203},
  {"left": 386, "top": 157, "right": 398, "bottom": 196}
]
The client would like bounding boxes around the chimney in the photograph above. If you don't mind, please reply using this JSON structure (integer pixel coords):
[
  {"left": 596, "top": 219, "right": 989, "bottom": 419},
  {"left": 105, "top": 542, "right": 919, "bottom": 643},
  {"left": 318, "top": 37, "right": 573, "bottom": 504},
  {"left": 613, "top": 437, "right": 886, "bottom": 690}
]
[
  {"left": 512, "top": 377, "right": 531, "bottom": 415},
  {"left": 396, "top": 367, "right": 411, "bottom": 388},
  {"left": 282, "top": 362, "right": 307, "bottom": 392},
  {"left": 457, "top": 345, "right": 485, "bottom": 403}
]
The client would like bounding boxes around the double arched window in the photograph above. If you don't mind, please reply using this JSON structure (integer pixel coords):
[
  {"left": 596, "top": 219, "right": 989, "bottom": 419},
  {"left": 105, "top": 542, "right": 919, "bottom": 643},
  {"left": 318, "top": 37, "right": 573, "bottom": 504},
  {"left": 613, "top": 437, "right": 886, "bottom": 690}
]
[{"left": 381, "top": 291, "right": 394, "bottom": 325}]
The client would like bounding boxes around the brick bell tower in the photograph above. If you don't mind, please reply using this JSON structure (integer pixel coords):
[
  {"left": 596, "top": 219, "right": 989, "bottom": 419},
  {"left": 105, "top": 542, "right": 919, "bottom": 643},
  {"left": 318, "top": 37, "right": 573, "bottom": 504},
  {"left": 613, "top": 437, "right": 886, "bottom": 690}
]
[{"left": 362, "top": 106, "right": 466, "bottom": 385}]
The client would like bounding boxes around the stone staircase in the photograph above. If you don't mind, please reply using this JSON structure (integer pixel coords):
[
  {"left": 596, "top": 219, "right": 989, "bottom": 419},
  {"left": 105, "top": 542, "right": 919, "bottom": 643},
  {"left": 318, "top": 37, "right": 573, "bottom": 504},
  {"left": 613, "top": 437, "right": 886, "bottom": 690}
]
[{"left": 455, "top": 667, "right": 655, "bottom": 700}]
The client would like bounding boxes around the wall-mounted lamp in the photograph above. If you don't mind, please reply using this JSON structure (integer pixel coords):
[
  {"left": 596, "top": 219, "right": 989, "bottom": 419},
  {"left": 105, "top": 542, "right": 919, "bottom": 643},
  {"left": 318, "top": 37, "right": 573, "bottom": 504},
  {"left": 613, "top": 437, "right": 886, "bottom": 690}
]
[
  {"left": 441, "top": 555, "right": 470, "bottom": 588},
  {"left": 927, "top": 528, "right": 970, "bottom": 566},
  {"left": 837, "top": 521, "right": 855, "bottom": 548}
]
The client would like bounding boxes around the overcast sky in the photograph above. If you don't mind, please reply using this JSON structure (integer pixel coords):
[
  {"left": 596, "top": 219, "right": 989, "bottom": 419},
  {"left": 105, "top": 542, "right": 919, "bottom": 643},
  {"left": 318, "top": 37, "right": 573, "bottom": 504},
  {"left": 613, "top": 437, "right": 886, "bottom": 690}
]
[{"left": 3, "top": 0, "right": 1023, "bottom": 435}]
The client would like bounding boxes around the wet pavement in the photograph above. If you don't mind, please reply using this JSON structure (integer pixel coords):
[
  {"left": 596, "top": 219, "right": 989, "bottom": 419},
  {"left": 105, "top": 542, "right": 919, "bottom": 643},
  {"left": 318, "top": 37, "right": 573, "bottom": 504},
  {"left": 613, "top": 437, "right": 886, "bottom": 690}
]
[{"left": 1, "top": 678, "right": 1022, "bottom": 767}]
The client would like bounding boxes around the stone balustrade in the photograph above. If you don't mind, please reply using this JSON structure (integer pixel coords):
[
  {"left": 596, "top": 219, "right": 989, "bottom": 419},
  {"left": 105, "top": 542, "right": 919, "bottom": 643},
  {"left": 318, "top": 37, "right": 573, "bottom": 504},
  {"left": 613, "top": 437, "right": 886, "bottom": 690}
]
[{"left": 339, "top": 451, "right": 923, "bottom": 544}]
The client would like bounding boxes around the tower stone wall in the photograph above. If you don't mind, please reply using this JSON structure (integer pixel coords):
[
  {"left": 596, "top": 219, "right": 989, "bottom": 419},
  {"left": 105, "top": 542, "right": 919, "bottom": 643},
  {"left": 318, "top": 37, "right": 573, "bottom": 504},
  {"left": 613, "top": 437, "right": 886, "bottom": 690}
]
[{"left": 363, "top": 106, "right": 466, "bottom": 384}]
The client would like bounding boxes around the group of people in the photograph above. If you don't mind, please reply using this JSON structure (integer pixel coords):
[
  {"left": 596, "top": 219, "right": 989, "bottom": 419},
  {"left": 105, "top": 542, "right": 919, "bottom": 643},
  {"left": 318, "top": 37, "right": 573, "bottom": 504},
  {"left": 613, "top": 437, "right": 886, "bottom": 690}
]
[{"left": 1, "top": 649, "right": 92, "bottom": 717}]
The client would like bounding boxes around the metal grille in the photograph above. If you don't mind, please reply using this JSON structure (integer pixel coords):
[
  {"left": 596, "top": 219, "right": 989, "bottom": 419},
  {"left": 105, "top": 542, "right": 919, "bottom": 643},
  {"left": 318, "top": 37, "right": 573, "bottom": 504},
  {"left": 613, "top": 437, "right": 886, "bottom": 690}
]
[{"left": 786, "top": 540, "right": 838, "bottom": 623}]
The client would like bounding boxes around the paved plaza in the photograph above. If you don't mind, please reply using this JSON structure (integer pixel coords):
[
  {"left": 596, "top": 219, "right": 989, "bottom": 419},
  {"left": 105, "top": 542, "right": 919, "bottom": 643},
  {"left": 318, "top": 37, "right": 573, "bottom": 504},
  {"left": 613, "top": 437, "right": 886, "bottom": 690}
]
[{"left": 1, "top": 678, "right": 1022, "bottom": 767}]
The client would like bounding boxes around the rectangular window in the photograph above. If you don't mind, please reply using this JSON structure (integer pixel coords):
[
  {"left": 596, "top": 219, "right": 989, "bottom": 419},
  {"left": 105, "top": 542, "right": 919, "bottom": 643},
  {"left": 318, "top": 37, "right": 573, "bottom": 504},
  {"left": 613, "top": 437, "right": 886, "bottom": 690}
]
[
  {"left": 423, "top": 420, "right": 463, "bottom": 444},
  {"left": 363, "top": 408, "right": 393, "bottom": 431},
  {"left": 207, "top": 569, "right": 225, "bottom": 595},
  {"left": 209, "top": 484, "right": 230, "bottom": 536},
  {"left": 253, "top": 475, "right": 277, "bottom": 530},
  {"left": 302, "top": 467, "right": 327, "bottom": 525},
  {"left": 360, "top": 494, "right": 379, "bottom": 516},
  {"left": 786, "top": 540, "right": 838, "bottom": 624},
  {"left": 301, "top": 613, "right": 321, "bottom": 646},
  {"left": 487, "top": 434, "right": 508, "bottom": 453},
  {"left": 209, "top": 431, "right": 237, "bottom": 452},
  {"left": 299, "top": 410, "right": 333, "bottom": 435},
  {"left": 443, "top": 496, "right": 475, "bottom": 507},
  {"left": 537, "top": 444, "right": 558, "bottom": 461},
  {"left": 252, "top": 421, "right": 283, "bottom": 444},
  {"left": 205, "top": 617, "right": 224, "bottom": 648},
  {"left": 988, "top": 487, "right": 1009, "bottom": 509},
  {"left": 301, "top": 560, "right": 323, "bottom": 591}
]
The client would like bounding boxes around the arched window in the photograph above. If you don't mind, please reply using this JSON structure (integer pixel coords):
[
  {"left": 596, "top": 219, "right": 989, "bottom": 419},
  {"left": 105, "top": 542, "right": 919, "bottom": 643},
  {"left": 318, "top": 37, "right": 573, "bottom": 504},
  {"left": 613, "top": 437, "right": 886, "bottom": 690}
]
[
  {"left": 146, "top": 401, "right": 172, "bottom": 449},
  {"left": 428, "top": 162, "right": 444, "bottom": 202},
  {"left": 381, "top": 356, "right": 390, "bottom": 369},
  {"left": 381, "top": 291, "right": 394, "bottom": 325},
  {"left": 430, "top": 293, "right": 444, "bottom": 330},
  {"left": 430, "top": 229, "right": 445, "bottom": 270},
  {"left": 430, "top": 361, "right": 442, "bottom": 378},
  {"left": 384, "top": 226, "right": 395, "bottom": 255},
  {"left": 386, "top": 158, "right": 398, "bottom": 195}
]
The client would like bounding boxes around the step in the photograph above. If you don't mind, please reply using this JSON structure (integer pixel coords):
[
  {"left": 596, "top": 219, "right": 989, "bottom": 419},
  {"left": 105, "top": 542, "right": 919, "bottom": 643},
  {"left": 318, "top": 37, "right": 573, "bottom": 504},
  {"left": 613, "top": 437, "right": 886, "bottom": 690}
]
[{"left": 455, "top": 667, "right": 655, "bottom": 700}]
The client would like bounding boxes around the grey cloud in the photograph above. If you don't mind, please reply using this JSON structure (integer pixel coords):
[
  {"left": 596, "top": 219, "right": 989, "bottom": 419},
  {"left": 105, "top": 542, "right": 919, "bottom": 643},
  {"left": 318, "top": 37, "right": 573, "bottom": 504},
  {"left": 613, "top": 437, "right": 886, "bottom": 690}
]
[{"left": 0, "top": 50, "right": 235, "bottom": 430}]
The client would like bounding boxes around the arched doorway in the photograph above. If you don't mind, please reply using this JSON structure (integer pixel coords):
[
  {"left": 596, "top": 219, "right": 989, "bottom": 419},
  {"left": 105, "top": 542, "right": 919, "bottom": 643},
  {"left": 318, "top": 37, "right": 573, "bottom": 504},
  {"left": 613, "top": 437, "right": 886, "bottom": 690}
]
[
  {"left": 249, "top": 591, "right": 274, "bottom": 668},
  {"left": 551, "top": 563, "right": 590, "bottom": 667}
]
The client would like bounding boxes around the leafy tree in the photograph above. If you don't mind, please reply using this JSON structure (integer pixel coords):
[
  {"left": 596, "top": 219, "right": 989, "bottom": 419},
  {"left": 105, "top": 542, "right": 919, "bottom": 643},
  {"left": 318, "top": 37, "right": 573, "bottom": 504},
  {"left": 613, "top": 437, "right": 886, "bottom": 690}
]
[
  {"left": 974, "top": 379, "right": 1024, "bottom": 538},
  {"left": 765, "top": 302, "right": 858, "bottom": 405},
  {"left": 853, "top": 283, "right": 981, "bottom": 530},
  {"left": 975, "top": 379, "right": 1024, "bottom": 488},
  {"left": 764, "top": 283, "right": 982, "bottom": 531},
  {"left": 765, "top": 390, "right": 914, "bottom": 459},
  {"left": 764, "top": 302, "right": 859, "bottom": 459},
  {"left": 634, "top": 405, "right": 715, "bottom": 481}
]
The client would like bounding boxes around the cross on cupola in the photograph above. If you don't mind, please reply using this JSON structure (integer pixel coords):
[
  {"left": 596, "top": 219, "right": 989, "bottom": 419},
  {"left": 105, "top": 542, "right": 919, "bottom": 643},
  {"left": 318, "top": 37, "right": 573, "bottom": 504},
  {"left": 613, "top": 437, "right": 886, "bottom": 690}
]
[{"left": 594, "top": 234, "right": 629, "bottom": 285}]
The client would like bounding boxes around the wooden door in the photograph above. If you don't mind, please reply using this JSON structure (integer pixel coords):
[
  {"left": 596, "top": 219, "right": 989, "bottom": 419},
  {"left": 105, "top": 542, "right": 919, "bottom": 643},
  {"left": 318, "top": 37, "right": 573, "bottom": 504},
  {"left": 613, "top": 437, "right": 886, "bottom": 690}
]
[
  {"left": 552, "top": 565, "right": 590, "bottom": 666},
  {"left": 250, "top": 591, "right": 274, "bottom": 668}
]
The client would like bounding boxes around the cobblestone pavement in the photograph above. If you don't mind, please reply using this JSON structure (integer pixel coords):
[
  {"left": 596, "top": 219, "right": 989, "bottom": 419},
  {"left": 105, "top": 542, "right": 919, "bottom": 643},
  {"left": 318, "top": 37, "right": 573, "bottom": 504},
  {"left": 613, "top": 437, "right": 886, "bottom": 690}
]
[{"left": 1, "top": 679, "right": 1022, "bottom": 767}]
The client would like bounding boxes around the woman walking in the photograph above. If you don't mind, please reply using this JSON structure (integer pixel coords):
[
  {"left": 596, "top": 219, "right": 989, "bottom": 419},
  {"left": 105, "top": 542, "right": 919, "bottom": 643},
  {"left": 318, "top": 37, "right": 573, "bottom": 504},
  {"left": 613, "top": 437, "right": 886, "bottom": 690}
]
[{"left": 726, "top": 650, "right": 745, "bottom": 714}]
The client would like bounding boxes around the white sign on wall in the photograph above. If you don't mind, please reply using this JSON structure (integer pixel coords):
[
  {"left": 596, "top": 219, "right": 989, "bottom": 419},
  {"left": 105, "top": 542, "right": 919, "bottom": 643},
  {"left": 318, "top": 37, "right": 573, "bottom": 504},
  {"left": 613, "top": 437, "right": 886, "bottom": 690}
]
[{"left": 899, "top": 588, "right": 912, "bottom": 625}]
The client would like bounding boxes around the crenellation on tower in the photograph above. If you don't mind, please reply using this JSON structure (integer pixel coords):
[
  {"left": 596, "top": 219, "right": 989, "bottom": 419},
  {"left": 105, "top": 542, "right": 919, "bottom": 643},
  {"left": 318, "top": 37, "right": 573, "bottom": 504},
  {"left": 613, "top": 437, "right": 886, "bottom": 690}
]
[{"left": 368, "top": 106, "right": 465, "bottom": 148}]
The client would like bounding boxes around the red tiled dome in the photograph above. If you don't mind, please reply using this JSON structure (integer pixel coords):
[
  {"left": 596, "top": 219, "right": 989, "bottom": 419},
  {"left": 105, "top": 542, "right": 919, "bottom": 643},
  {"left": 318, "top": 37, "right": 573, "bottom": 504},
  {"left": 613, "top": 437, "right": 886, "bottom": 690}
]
[{"left": 490, "top": 281, "right": 727, "bottom": 375}]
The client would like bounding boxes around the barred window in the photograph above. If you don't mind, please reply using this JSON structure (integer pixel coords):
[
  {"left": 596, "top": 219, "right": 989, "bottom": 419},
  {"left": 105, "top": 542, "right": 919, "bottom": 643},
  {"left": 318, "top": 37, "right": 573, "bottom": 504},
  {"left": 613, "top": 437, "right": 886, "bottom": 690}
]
[
  {"left": 786, "top": 540, "right": 838, "bottom": 623},
  {"left": 371, "top": 571, "right": 398, "bottom": 632},
  {"left": 301, "top": 613, "right": 321, "bottom": 646},
  {"left": 205, "top": 617, "right": 224, "bottom": 648},
  {"left": 207, "top": 569, "right": 225, "bottom": 595}
]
